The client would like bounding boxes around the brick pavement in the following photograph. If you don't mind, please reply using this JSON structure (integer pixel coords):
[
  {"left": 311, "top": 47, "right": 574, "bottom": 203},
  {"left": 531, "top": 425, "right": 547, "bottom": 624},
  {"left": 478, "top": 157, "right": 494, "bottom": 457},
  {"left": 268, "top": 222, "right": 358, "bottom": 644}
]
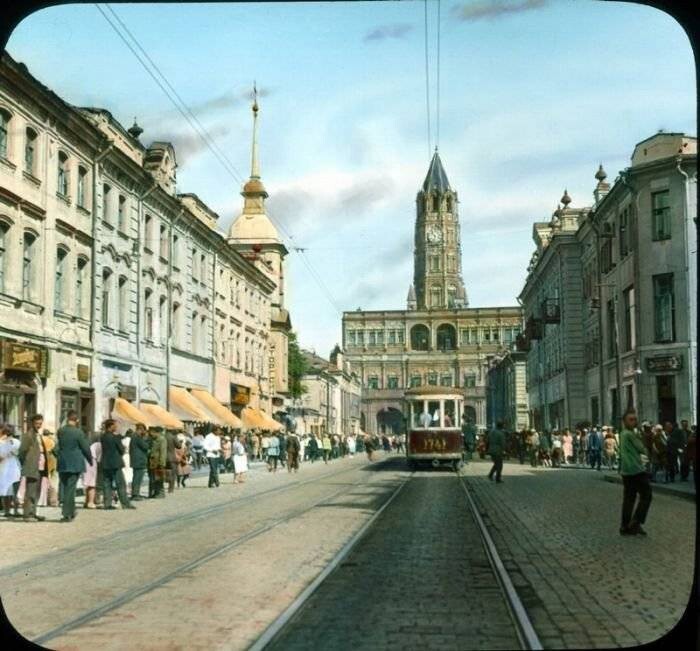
[
  {"left": 268, "top": 470, "right": 521, "bottom": 651},
  {"left": 461, "top": 459, "right": 695, "bottom": 648}
]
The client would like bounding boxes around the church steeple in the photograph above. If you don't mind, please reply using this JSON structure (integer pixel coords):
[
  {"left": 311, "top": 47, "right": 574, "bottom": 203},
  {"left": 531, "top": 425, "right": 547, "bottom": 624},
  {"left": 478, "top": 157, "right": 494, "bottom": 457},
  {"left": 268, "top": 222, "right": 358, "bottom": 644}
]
[{"left": 412, "top": 151, "right": 467, "bottom": 311}]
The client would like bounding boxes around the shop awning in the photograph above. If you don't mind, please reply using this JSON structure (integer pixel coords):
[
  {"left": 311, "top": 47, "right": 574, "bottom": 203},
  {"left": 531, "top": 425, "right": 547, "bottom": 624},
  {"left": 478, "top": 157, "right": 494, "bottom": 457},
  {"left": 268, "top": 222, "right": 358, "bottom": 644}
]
[
  {"left": 112, "top": 398, "right": 156, "bottom": 427},
  {"left": 139, "top": 403, "right": 184, "bottom": 430},
  {"left": 259, "top": 410, "right": 283, "bottom": 431},
  {"left": 190, "top": 389, "right": 243, "bottom": 429},
  {"left": 240, "top": 407, "right": 266, "bottom": 430},
  {"left": 169, "top": 386, "right": 223, "bottom": 424}
]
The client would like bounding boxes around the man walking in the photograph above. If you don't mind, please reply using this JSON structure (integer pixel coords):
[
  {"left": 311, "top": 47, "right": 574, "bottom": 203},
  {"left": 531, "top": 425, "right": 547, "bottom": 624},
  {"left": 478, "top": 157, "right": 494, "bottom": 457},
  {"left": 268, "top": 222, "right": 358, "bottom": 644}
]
[
  {"left": 100, "top": 419, "right": 135, "bottom": 510},
  {"left": 204, "top": 428, "right": 221, "bottom": 487},
  {"left": 619, "top": 410, "right": 652, "bottom": 536},
  {"left": 286, "top": 432, "right": 300, "bottom": 473},
  {"left": 129, "top": 423, "right": 150, "bottom": 500},
  {"left": 589, "top": 427, "right": 603, "bottom": 471},
  {"left": 56, "top": 410, "right": 92, "bottom": 522},
  {"left": 462, "top": 418, "right": 475, "bottom": 462},
  {"left": 148, "top": 428, "right": 167, "bottom": 498},
  {"left": 487, "top": 420, "right": 506, "bottom": 483},
  {"left": 678, "top": 420, "right": 691, "bottom": 482},
  {"left": 18, "top": 414, "right": 48, "bottom": 522}
]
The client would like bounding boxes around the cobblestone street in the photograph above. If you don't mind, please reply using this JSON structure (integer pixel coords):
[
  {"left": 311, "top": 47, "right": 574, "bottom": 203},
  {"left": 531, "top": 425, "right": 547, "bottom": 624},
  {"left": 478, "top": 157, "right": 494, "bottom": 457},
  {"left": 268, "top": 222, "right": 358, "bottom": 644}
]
[{"left": 2, "top": 454, "right": 693, "bottom": 650}]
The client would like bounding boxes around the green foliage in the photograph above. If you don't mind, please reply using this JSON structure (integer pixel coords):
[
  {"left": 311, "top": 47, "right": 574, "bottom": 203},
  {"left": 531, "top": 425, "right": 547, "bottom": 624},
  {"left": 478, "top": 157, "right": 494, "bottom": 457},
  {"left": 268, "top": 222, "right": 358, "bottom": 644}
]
[{"left": 288, "top": 330, "right": 308, "bottom": 399}]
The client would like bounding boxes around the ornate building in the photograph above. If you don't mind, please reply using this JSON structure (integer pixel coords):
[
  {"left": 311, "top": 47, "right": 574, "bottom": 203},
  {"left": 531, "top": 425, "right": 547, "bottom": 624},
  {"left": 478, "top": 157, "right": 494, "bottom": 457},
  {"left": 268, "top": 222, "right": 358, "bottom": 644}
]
[{"left": 343, "top": 151, "right": 522, "bottom": 434}]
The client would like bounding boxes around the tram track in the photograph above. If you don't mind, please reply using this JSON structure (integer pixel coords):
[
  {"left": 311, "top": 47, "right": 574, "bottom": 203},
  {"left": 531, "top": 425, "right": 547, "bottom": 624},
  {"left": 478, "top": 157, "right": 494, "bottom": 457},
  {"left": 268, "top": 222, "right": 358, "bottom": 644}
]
[
  {"left": 29, "top": 456, "right": 404, "bottom": 647},
  {"left": 252, "top": 466, "right": 544, "bottom": 651}
]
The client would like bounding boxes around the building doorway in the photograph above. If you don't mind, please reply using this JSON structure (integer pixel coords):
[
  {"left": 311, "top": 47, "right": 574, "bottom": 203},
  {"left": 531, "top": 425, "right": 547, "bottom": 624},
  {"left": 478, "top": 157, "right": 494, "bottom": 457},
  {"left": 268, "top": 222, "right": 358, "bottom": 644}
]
[{"left": 656, "top": 375, "right": 676, "bottom": 424}]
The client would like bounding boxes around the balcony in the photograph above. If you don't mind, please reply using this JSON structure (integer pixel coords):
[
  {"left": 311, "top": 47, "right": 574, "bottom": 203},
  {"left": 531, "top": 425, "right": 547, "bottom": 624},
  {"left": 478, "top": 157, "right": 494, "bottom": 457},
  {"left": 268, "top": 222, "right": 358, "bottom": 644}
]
[
  {"left": 515, "top": 333, "right": 531, "bottom": 352},
  {"left": 541, "top": 298, "right": 561, "bottom": 324}
]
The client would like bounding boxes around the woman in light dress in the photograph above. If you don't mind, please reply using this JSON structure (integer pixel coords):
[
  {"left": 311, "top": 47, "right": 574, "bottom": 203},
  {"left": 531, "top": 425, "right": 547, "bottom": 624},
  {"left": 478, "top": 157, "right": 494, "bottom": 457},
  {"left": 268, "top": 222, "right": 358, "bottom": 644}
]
[
  {"left": 561, "top": 430, "right": 573, "bottom": 465},
  {"left": 0, "top": 425, "right": 21, "bottom": 517},
  {"left": 232, "top": 433, "right": 248, "bottom": 483},
  {"left": 347, "top": 434, "right": 356, "bottom": 457},
  {"left": 82, "top": 433, "right": 102, "bottom": 509}
]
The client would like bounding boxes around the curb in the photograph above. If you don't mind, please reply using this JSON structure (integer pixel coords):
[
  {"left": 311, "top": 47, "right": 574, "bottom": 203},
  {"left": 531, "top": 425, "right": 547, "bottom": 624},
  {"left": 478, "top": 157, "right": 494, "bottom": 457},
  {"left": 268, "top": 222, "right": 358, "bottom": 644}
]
[{"left": 602, "top": 474, "right": 696, "bottom": 502}]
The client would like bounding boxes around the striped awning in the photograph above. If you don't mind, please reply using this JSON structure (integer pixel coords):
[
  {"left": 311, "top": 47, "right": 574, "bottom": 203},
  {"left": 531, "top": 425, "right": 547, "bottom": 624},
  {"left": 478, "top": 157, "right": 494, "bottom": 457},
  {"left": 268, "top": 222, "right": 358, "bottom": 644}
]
[
  {"left": 112, "top": 398, "right": 156, "bottom": 427},
  {"left": 190, "top": 389, "right": 242, "bottom": 429},
  {"left": 168, "top": 386, "right": 222, "bottom": 424},
  {"left": 139, "top": 403, "right": 184, "bottom": 430}
]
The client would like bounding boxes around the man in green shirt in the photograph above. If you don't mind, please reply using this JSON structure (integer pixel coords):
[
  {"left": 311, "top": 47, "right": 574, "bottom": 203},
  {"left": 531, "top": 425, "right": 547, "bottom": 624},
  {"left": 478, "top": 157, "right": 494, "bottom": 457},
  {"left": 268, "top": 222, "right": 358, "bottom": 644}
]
[{"left": 619, "top": 409, "right": 652, "bottom": 536}]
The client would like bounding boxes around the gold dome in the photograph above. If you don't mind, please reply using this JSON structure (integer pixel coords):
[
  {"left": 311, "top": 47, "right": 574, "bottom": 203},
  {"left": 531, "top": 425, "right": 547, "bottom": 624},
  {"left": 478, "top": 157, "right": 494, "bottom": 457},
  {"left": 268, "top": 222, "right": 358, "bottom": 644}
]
[{"left": 243, "top": 178, "right": 267, "bottom": 195}]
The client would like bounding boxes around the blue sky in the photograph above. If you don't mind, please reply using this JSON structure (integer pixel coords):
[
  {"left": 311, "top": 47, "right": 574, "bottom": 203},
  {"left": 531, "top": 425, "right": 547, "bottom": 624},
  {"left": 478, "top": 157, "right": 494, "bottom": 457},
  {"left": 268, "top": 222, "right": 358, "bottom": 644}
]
[{"left": 8, "top": 1, "right": 696, "bottom": 356}]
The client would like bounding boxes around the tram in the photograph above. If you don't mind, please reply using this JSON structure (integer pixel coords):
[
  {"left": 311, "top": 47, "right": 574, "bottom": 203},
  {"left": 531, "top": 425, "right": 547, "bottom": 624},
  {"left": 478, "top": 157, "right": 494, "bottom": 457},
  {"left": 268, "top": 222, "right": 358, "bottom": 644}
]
[{"left": 404, "top": 386, "right": 465, "bottom": 470}]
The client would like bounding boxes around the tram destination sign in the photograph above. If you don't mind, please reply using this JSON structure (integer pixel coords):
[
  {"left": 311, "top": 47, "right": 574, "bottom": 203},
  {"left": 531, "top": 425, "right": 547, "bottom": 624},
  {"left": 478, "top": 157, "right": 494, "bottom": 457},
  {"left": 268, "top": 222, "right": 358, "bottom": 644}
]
[{"left": 646, "top": 355, "right": 682, "bottom": 372}]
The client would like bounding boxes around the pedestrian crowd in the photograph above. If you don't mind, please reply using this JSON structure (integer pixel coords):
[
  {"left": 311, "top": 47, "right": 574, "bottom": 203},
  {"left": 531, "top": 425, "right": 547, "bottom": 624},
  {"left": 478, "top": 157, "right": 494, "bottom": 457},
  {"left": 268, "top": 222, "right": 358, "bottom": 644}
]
[{"left": 0, "top": 411, "right": 389, "bottom": 523}]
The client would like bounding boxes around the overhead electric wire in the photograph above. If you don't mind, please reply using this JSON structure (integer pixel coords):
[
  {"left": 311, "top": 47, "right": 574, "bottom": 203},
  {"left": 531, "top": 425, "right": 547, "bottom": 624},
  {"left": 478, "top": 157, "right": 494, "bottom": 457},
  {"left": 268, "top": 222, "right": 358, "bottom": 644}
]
[
  {"left": 424, "top": 0, "right": 432, "bottom": 156},
  {"left": 96, "top": 3, "right": 345, "bottom": 316},
  {"left": 436, "top": 0, "right": 441, "bottom": 150}
]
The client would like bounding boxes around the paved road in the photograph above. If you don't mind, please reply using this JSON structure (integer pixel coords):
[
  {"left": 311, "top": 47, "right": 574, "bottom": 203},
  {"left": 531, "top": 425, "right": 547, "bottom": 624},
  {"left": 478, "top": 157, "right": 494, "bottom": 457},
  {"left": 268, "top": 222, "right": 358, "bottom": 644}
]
[{"left": 268, "top": 469, "right": 521, "bottom": 651}]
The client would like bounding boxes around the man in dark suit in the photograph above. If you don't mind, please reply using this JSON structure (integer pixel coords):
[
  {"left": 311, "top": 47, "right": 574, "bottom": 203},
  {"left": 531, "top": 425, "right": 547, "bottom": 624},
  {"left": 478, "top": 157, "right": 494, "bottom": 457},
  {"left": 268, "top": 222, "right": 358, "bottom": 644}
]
[
  {"left": 18, "top": 414, "right": 48, "bottom": 522},
  {"left": 129, "top": 423, "right": 150, "bottom": 500},
  {"left": 101, "top": 419, "right": 135, "bottom": 510},
  {"left": 56, "top": 410, "right": 92, "bottom": 522}
]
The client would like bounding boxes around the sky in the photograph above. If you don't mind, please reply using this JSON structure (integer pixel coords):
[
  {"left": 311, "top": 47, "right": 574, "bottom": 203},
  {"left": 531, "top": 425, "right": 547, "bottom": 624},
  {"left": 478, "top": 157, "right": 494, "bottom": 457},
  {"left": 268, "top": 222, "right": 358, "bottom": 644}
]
[{"left": 7, "top": 0, "right": 696, "bottom": 356}]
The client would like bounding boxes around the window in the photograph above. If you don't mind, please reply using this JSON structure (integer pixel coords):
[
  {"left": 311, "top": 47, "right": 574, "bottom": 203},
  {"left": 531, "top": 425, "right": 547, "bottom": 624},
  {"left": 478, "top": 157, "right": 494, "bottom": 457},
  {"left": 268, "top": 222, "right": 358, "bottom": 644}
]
[
  {"left": 160, "top": 224, "right": 168, "bottom": 258},
  {"left": 461, "top": 328, "right": 470, "bottom": 345},
  {"left": 600, "top": 239, "right": 613, "bottom": 274},
  {"left": 387, "top": 376, "right": 399, "bottom": 389},
  {"left": 368, "top": 330, "right": 376, "bottom": 346},
  {"left": 159, "top": 295, "right": 167, "bottom": 344},
  {"left": 118, "top": 195, "right": 127, "bottom": 231},
  {"left": 172, "top": 234, "right": 179, "bottom": 266},
  {"left": 367, "top": 375, "right": 379, "bottom": 390},
  {"left": 172, "top": 302, "right": 181, "bottom": 345},
  {"left": 440, "top": 374, "right": 453, "bottom": 387},
  {"left": 432, "top": 195, "right": 439, "bottom": 211},
  {"left": 619, "top": 206, "right": 630, "bottom": 258},
  {"left": 397, "top": 329, "right": 404, "bottom": 344},
  {"left": 436, "top": 324, "right": 456, "bottom": 351},
  {"left": 446, "top": 196, "right": 452, "bottom": 212},
  {"left": 54, "top": 247, "right": 68, "bottom": 311},
  {"left": 144, "top": 288, "right": 153, "bottom": 341},
  {"left": 410, "top": 375, "right": 421, "bottom": 388},
  {"left": 57, "top": 152, "right": 69, "bottom": 197},
  {"left": 118, "top": 276, "right": 129, "bottom": 332},
  {"left": 623, "top": 286, "right": 635, "bottom": 351},
  {"left": 356, "top": 330, "right": 364, "bottom": 346},
  {"left": 388, "top": 330, "right": 396, "bottom": 345},
  {"left": 651, "top": 190, "right": 671, "bottom": 241},
  {"left": 430, "top": 286, "right": 441, "bottom": 308},
  {"left": 0, "top": 221, "right": 8, "bottom": 292},
  {"left": 410, "top": 324, "right": 430, "bottom": 351},
  {"left": 200, "top": 253, "right": 206, "bottom": 282},
  {"left": 191, "top": 311, "right": 199, "bottom": 354},
  {"left": 653, "top": 273, "right": 675, "bottom": 342},
  {"left": 77, "top": 166, "right": 88, "bottom": 208},
  {"left": 25, "top": 128, "right": 37, "bottom": 175},
  {"left": 0, "top": 109, "right": 9, "bottom": 159},
  {"left": 102, "top": 184, "right": 111, "bottom": 223},
  {"left": 429, "top": 256, "right": 439, "bottom": 272},
  {"left": 607, "top": 299, "right": 616, "bottom": 358},
  {"left": 192, "top": 248, "right": 198, "bottom": 279},
  {"left": 144, "top": 214, "right": 153, "bottom": 250},
  {"left": 483, "top": 328, "right": 491, "bottom": 342},
  {"left": 427, "top": 372, "right": 438, "bottom": 386},
  {"left": 76, "top": 257, "right": 88, "bottom": 317},
  {"left": 464, "top": 374, "right": 477, "bottom": 388},
  {"left": 200, "top": 315, "right": 207, "bottom": 354},
  {"left": 447, "top": 286, "right": 456, "bottom": 308},
  {"left": 22, "top": 232, "right": 36, "bottom": 300},
  {"left": 377, "top": 330, "right": 384, "bottom": 345},
  {"left": 101, "top": 269, "right": 112, "bottom": 328},
  {"left": 447, "top": 256, "right": 455, "bottom": 273}
]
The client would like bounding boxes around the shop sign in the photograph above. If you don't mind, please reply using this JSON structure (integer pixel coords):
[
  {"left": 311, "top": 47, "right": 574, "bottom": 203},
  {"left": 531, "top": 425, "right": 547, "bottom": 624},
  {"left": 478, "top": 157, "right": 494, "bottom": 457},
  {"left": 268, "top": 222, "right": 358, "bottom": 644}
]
[
  {"left": 77, "top": 364, "right": 90, "bottom": 382},
  {"left": 646, "top": 356, "right": 682, "bottom": 373},
  {"left": 231, "top": 384, "right": 250, "bottom": 406},
  {"left": 1, "top": 341, "right": 49, "bottom": 377},
  {"left": 118, "top": 384, "right": 137, "bottom": 401}
]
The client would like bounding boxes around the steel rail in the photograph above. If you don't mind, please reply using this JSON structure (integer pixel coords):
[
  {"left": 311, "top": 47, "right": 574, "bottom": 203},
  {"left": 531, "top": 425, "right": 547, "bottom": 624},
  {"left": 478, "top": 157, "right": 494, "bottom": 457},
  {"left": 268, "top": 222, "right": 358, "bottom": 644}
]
[
  {"left": 248, "top": 470, "right": 414, "bottom": 651},
  {"left": 0, "top": 457, "right": 380, "bottom": 579},
  {"left": 457, "top": 474, "right": 543, "bottom": 651},
  {"left": 32, "top": 457, "right": 403, "bottom": 646}
]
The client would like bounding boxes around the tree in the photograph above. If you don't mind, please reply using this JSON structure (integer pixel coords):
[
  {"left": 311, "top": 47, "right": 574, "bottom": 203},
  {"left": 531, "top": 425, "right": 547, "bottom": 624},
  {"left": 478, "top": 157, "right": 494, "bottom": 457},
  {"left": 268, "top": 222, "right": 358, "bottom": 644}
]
[{"left": 288, "top": 330, "right": 308, "bottom": 399}]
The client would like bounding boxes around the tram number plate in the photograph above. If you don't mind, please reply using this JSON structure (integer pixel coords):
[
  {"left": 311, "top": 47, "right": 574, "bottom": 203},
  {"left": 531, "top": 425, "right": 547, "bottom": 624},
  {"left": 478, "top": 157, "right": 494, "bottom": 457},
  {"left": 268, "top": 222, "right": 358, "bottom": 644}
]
[{"left": 421, "top": 436, "right": 447, "bottom": 452}]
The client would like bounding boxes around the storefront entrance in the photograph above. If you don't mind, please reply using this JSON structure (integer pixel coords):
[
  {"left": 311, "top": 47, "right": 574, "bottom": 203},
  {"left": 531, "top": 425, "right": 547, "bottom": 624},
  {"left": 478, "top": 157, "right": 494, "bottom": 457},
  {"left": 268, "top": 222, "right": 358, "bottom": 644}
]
[{"left": 656, "top": 375, "right": 676, "bottom": 424}]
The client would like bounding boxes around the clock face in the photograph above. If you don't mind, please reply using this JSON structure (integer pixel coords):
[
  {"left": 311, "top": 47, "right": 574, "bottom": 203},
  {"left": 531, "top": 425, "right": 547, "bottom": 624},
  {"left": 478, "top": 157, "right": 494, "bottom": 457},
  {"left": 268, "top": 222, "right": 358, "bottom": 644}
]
[{"left": 427, "top": 226, "right": 442, "bottom": 243}]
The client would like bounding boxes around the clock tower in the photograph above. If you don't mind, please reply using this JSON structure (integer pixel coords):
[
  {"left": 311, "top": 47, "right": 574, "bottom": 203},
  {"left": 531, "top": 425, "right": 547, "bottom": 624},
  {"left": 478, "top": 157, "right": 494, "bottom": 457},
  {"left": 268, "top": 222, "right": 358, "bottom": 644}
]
[{"left": 409, "top": 149, "right": 468, "bottom": 311}]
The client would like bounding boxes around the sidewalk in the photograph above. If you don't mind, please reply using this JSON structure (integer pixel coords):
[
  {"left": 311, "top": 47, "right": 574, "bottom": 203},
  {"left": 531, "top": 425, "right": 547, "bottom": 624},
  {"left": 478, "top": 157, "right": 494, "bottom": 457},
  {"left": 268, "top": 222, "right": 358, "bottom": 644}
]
[{"left": 602, "top": 472, "right": 696, "bottom": 501}]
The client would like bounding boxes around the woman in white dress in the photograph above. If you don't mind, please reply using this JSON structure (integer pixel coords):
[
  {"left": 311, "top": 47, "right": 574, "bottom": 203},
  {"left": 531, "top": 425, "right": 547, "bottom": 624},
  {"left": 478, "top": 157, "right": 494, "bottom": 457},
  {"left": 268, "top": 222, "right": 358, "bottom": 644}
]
[
  {"left": 0, "top": 425, "right": 21, "bottom": 517},
  {"left": 347, "top": 434, "right": 356, "bottom": 457},
  {"left": 232, "top": 433, "right": 248, "bottom": 483}
]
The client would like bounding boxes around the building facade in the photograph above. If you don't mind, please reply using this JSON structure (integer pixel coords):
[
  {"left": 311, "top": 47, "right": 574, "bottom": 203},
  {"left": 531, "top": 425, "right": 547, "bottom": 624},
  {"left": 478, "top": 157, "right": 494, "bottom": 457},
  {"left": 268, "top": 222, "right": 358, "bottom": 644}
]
[
  {"left": 343, "top": 152, "right": 522, "bottom": 434},
  {"left": 519, "top": 132, "right": 697, "bottom": 428},
  {"left": 485, "top": 350, "right": 529, "bottom": 431},
  {"left": 0, "top": 53, "right": 287, "bottom": 433}
]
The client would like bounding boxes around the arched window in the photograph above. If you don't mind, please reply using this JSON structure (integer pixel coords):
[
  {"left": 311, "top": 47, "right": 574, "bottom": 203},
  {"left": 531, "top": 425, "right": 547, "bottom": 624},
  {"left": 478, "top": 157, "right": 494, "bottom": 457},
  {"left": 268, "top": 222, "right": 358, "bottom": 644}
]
[
  {"left": 118, "top": 275, "right": 128, "bottom": 332},
  {"left": 22, "top": 232, "right": 37, "bottom": 300},
  {"left": 410, "top": 324, "right": 430, "bottom": 351},
  {"left": 236, "top": 332, "right": 241, "bottom": 368},
  {"left": 76, "top": 256, "right": 88, "bottom": 317},
  {"left": 200, "top": 253, "right": 206, "bottom": 283},
  {"left": 172, "top": 234, "right": 179, "bottom": 266},
  {"left": 437, "top": 323, "right": 457, "bottom": 351},
  {"left": 430, "top": 286, "right": 442, "bottom": 308},
  {"left": 192, "top": 248, "right": 198, "bottom": 279},
  {"left": 200, "top": 314, "right": 207, "bottom": 354},
  {"left": 0, "top": 221, "right": 9, "bottom": 292},
  {"left": 25, "top": 127, "right": 37, "bottom": 175},
  {"left": 446, "top": 196, "right": 452, "bottom": 212},
  {"left": 118, "top": 195, "right": 127, "bottom": 231},
  {"left": 432, "top": 194, "right": 439, "bottom": 212},
  {"left": 0, "top": 109, "right": 10, "bottom": 159},
  {"left": 77, "top": 166, "right": 88, "bottom": 208},
  {"left": 159, "top": 224, "right": 167, "bottom": 258},
  {"left": 101, "top": 268, "right": 113, "bottom": 328},
  {"left": 172, "top": 301, "right": 181, "bottom": 345},
  {"left": 57, "top": 151, "right": 69, "bottom": 197},
  {"left": 191, "top": 311, "right": 199, "bottom": 354},
  {"left": 447, "top": 286, "right": 457, "bottom": 308},
  {"left": 144, "top": 288, "right": 153, "bottom": 341},
  {"left": 54, "top": 247, "right": 68, "bottom": 311},
  {"left": 144, "top": 214, "right": 153, "bottom": 249},
  {"left": 159, "top": 295, "right": 167, "bottom": 344}
]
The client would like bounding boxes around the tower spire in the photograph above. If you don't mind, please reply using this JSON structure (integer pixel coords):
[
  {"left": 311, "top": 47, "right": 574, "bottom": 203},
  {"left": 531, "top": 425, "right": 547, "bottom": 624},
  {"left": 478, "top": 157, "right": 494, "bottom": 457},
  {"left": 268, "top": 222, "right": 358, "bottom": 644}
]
[{"left": 250, "top": 82, "right": 260, "bottom": 180}]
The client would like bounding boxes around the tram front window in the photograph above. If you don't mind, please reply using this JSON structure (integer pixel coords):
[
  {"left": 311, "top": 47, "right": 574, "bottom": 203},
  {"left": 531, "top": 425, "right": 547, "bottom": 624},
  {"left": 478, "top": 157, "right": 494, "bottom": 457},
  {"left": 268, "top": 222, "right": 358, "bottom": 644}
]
[
  {"left": 444, "top": 400, "right": 455, "bottom": 427},
  {"left": 427, "top": 400, "right": 440, "bottom": 427},
  {"left": 413, "top": 402, "right": 428, "bottom": 428}
]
